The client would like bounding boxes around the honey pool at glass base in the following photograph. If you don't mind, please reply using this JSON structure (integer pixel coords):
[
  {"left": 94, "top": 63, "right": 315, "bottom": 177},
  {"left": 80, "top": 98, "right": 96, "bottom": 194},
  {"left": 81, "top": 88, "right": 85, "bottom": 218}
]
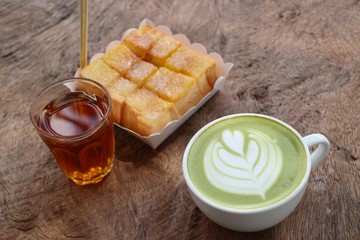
[
  {"left": 43, "top": 114, "right": 115, "bottom": 185},
  {"left": 30, "top": 78, "right": 115, "bottom": 185}
]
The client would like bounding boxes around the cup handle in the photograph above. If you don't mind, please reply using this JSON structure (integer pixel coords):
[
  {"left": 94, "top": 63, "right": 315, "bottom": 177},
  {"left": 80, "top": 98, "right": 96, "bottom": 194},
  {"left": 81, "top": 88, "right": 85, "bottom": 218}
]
[{"left": 302, "top": 134, "right": 330, "bottom": 168}]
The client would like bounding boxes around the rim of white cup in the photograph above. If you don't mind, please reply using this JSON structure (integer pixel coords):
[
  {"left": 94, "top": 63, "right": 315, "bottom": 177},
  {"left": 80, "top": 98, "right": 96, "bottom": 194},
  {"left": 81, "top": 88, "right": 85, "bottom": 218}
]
[{"left": 182, "top": 113, "right": 311, "bottom": 213}]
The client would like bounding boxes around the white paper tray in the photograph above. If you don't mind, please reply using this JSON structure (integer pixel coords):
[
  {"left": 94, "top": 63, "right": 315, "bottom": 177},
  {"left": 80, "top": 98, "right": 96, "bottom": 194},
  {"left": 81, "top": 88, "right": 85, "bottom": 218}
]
[{"left": 76, "top": 19, "right": 233, "bottom": 149}]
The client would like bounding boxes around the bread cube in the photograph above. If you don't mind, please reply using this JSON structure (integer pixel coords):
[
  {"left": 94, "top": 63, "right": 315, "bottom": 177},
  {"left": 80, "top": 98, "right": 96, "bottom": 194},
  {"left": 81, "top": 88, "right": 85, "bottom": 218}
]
[
  {"left": 123, "top": 25, "right": 162, "bottom": 58},
  {"left": 102, "top": 44, "right": 140, "bottom": 75},
  {"left": 145, "top": 67, "right": 202, "bottom": 115},
  {"left": 145, "top": 34, "right": 181, "bottom": 66},
  {"left": 122, "top": 88, "right": 180, "bottom": 136},
  {"left": 80, "top": 58, "right": 120, "bottom": 87},
  {"left": 107, "top": 77, "right": 138, "bottom": 124},
  {"left": 125, "top": 61, "right": 158, "bottom": 87},
  {"left": 165, "top": 46, "right": 217, "bottom": 94}
]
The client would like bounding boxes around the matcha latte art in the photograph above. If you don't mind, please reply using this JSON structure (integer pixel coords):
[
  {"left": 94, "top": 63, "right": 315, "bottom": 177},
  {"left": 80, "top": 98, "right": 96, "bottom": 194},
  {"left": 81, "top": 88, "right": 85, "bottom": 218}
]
[
  {"left": 204, "top": 129, "right": 282, "bottom": 199},
  {"left": 187, "top": 116, "right": 307, "bottom": 209}
]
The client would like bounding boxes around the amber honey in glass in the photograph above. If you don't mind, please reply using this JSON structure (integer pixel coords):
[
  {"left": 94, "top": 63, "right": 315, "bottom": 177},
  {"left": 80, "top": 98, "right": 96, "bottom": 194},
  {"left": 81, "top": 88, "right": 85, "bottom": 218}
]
[{"left": 30, "top": 78, "right": 114, "bottom": 185}]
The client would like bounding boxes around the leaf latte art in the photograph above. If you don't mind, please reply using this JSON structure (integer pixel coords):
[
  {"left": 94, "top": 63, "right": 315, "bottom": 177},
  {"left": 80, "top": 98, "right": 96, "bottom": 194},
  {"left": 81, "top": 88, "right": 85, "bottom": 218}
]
[{"left": 204, "top": 129, "right": 283, "bottom": 199}]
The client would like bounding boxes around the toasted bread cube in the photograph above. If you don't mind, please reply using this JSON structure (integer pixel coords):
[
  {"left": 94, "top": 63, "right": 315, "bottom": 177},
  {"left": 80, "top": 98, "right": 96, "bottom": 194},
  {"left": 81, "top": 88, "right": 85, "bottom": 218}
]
[
  {"left": 145, "top": 67, "right": 202, "bottom": 115},
  {"left": 124, "top": 61, "right": 158, "bottom": 87},
  {"left": 102, "top": 44, "right": 140, "bottom": 75},
  {"left": 123, "top": 25, "right": 162, "bottom": 58},
  {"left": 107, "top": 77, "right": 137, "bottom": 124},
  {"left": 122, "top": 88, "right": 179, "bottom": 136},
  {"left": 165, "top": 46, "right": 217, "bottom": 94},
  {"left": 80, "top": 58, "right": 120, "bottom": 87},
  {"left": 145, "top": 34, "right": 181, "bottom": 66}
]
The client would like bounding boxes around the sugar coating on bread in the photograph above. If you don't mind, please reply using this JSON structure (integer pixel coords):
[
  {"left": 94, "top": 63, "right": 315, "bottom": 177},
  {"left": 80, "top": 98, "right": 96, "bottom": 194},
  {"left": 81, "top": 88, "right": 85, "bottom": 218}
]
[
  {"left": 122, "top": 88, "right": 179, "bottom": 136},
  {"left": 80, "top": 58, "right": 120, "bottom": 86},
  {"left": 125, "top": 61, "right": 158, "bottom": 87},
  {"left": 145, "top": 34, "right": 181, "bottom": 66},
  {"left": 145, "top": 67, "right": 202, "bottom": 115},
  {"left": 102, "top": 44, "right": 141, "bottom": 75},
  {"left": 107, "top": 77, "right": 137, "bottom": 123},
  {"left": 165, "top": 46, "right": 216, "bottom": 94},
  {"left": 123, "top": 25, "right": 162, "bottom": 58}
]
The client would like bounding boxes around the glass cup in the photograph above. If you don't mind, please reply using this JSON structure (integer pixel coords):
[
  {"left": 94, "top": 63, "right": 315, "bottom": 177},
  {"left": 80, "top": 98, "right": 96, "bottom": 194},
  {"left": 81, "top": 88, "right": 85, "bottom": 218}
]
[{"left": 29, "top": 78, "right": 115, "bottom": 185}]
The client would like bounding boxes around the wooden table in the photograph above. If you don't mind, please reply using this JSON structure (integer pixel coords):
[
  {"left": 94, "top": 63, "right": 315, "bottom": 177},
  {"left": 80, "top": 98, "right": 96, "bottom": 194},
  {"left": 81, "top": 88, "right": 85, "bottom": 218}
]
[{"left": 1, "top": 0, "right": 359, "bottom": 239}]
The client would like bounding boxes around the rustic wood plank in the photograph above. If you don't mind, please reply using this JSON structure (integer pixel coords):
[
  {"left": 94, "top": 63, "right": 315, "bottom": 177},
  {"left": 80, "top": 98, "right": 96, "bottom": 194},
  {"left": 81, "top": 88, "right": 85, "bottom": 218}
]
[{"left": 0, "top": 0, "right": 359, "bottom": 239}]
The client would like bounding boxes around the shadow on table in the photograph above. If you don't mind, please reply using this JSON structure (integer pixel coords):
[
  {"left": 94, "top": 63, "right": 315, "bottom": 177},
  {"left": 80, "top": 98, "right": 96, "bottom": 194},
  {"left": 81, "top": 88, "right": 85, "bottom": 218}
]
[
  {"left": 186, "top": 206, "right": 278, "bottom": 240},
  {"left": 114, "top": 127, "right": 158, "bottom": 165}
]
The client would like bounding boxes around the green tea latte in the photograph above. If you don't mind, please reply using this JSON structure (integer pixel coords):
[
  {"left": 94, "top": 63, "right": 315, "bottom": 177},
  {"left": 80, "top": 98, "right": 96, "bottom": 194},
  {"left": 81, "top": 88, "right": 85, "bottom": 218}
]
[{"left": 187, "top": 115, "right": 307, "bottom": 209}]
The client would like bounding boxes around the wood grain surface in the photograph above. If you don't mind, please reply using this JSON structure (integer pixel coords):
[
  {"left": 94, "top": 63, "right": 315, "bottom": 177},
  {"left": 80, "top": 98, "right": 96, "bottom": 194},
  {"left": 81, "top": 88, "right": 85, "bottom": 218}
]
[{"left": 0, "top": 0, "right": 359, "bottom": 239}]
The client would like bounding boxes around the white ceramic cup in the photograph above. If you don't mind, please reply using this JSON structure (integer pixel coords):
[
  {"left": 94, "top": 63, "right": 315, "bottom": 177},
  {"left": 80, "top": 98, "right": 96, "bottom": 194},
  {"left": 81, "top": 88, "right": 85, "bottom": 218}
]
[{"left": 182, "top": 113, "right": 330, "bottom": 232}]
